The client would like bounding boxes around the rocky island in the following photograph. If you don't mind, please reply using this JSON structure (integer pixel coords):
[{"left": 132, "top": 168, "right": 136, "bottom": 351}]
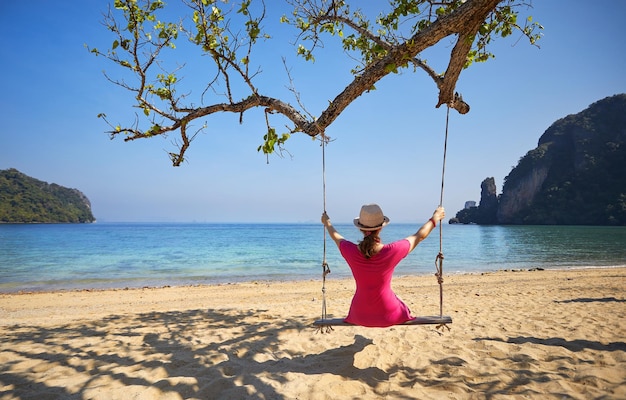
[{"left": 452, "top": 94, "right": 626, "bottom": 225}]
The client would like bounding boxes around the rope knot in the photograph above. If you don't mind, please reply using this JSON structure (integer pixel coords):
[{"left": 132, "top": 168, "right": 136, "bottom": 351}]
[
  {"left": 315, "top": 325, "right": 334, "bottom": 334},
  {"left": 322, "top": 262, "right": 330, "bottom": 278},
  {"left": 434, "top": 252, "right": 444, "bottom": 284}
]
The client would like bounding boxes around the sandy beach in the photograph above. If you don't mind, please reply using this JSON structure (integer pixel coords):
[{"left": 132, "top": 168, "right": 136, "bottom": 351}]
[{"left": 1, "top": 267, "right": 624, "bottom": 399}]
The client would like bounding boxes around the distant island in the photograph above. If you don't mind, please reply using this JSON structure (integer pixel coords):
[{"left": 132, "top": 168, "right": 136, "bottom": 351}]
[
  {"left": 0, "top": 169, "right": 95, "bottom": 223},
  {"left": 452, "top": 93, "right": 626, "bottom": 226}
]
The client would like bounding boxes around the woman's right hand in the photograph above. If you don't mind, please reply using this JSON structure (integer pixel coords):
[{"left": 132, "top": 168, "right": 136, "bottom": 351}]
[{"left": 432, "top": 206, "right": 445, "bottom": 224}]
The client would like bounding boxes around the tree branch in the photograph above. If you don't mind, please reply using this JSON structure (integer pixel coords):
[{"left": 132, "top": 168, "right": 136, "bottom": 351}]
[{"left": 93, "top": 0, "right": 540, "bottom": 165}]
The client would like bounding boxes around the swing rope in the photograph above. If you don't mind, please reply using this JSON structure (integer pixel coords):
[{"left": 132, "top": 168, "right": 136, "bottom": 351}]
[
  {"left": 318, "top": 133, "right": 333, "bottom": 334},
  {"left": 434, "top": 105, "right": 451, "bottom": 331}
]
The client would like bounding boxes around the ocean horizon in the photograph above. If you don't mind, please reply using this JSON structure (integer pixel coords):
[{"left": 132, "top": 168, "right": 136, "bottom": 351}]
[{"left": 1, "top": 222, "right": 625, "bottom": 293}]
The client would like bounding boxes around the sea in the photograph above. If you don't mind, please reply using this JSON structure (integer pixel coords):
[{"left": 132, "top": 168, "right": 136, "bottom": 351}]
[{"left": 1, "top": 223, "right": 625, "bottom": 293}]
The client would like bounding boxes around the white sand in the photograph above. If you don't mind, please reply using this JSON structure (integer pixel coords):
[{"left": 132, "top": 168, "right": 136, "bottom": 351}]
[{"left": 1, "top": 268, "right": 625, "bottom": 399}]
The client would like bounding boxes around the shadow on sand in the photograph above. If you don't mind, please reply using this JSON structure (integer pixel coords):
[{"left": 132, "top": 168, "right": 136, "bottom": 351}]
[
  {"left": 2, "top": 305, "right": 624, "bottom": 399},
  {"left": 0, "top": 308, "right": 390, "bottom": 399}
]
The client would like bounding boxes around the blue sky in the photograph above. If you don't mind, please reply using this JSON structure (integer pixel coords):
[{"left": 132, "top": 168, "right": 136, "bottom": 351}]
[{"left": 1, "top": 1, "right": 625, "bottom": 223}]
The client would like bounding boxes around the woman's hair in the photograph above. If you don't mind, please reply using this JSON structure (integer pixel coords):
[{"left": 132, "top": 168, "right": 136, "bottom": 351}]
[{"left": 358, "top": 229, "right": 381, "bottom": 259}]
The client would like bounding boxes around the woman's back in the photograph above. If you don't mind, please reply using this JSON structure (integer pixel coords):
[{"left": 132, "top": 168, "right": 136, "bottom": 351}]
[{"left": 340, "top": 239, "right": 413, "bottom": 327}]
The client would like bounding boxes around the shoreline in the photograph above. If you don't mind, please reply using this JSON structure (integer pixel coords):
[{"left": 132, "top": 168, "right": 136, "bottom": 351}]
[
  {"left": 2, "top": 264, "right": 625, "bottom": 296},
  {"left": 1, "top": 267, "right": 624, "bottom": 399}
]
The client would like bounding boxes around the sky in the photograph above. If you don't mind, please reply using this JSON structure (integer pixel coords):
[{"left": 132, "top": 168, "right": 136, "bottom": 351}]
[{"left": 1, "top": 1, "right": 625, "bottom": 223}]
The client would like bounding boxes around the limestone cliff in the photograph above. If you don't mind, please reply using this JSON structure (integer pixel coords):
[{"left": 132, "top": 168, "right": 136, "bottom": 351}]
[
  {"left": 497, "top": 162, "right": 549, "bottom": 223},
  {"left": 454, "top": 94, "right": 626, "bottom": 225},
  {"left": 479, "top": 177, "right": 498, "bottom": 224},
  {"left": 497, "top": 94, "right": 626, "bottom": 225}
]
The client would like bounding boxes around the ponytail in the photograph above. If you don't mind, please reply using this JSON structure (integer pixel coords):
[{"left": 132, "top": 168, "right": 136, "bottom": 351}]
[{"left": 358, "top": 230, "right": 381, "bottom": 258}]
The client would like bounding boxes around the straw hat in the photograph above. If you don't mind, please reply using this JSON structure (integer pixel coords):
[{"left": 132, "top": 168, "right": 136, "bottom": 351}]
[{"left": 353, "top": 204, "right": 390, "bottom": 231}]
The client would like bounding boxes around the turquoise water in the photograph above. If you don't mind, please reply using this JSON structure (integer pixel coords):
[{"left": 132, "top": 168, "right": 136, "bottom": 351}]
[{"left": 0, "top": 223, "right": 625, "bottom": 293}]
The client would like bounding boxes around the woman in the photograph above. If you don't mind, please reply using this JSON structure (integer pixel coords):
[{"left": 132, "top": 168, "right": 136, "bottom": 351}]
[{"left": 321, "top": 204, "right": 445, "bottom": 327}]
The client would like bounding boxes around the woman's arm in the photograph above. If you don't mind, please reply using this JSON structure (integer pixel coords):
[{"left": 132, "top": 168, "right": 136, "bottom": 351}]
[
  {"left": 321, "top": 212, "right": 345, "bottom": 247},
  {"left": 405, "top": 207, "right": 445, "bottom": 253}
]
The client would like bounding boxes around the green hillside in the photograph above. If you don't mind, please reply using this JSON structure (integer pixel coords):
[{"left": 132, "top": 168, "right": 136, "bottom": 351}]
[{"left": 0, "top": 169, "right": 95, "bottom": 223}]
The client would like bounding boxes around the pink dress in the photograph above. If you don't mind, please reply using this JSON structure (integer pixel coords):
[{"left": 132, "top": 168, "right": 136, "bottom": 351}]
[{"left": 339, "top": 239, "right": 414, "bottom": 327}]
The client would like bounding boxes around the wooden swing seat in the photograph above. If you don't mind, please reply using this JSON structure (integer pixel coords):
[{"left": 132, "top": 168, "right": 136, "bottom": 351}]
[{"left": 313, "top": 315, "right": 452, "bottom": 327}]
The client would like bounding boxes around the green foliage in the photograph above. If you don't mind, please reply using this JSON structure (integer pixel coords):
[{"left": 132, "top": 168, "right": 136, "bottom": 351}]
[
  {"left": 0, "top": 169, "right": 95, "bottom": 223},
  {"left": 282, "top": 1, "right": 542, "bottom": 73},
  {"left": 453, "top": 206, "right": 479, "bottom": 224},
  {"left": 258, "top": 129, "right": 290, "bottom": 154},
  {"left": 465, "top": 4, "right": 542, "bottom": 68}
]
